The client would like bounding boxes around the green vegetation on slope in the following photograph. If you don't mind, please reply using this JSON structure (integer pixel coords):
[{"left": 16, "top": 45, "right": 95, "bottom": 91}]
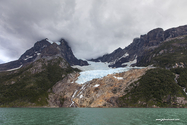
[
  {"left": 138, "top": 36, "right": 187, "bottom": 68},
  {"left": 0, "top": 57, "right": 77, "bottom": 107},
  {"left": 118, "top": 36, "right": 187, "bottom": 108},
  {"left": 117, "top": 68, "right": 186, "bottom": 107},
  {"left": 171, "top": 68, "right": 187, "bottom": 90}
]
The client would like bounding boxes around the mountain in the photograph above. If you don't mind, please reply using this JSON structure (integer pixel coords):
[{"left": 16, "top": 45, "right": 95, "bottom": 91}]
[
  {"left": 0, "top": 38, "right": 88, "bottom": 72},
  {"left": 80, "top": 25, "right": 187, "bottom": 108},
  {"left": 91, "top": 25, "right": 187, "bottom": 68},
  {"left": 117, "top": 68, "right": 187, "bottom": 108},
  {"left": 1, "top": 25, "right": 187, "bottom": 108},
  {"left": 0, "top": 55, "right": 82, "bottom": 107},
  {"left": 138, "top": 35, "right": 187, "bottom": 68},
  {"left": 0, "top": 38, "right": 88, "bottom": 107}
]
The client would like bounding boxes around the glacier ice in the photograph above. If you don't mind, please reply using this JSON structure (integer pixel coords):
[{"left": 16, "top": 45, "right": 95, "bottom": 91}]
[
  {"left": 73, "top": 61, "right": 143, "bottom": 84},
  {"left": 72, "top": 61, "right": 111, "bottom": 71}
]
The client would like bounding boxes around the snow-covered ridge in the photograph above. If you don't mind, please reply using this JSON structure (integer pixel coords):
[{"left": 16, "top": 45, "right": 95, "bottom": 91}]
[
  {"left": 73, "top": 61, "right": 143, "bottom": 84},
  {"left": 46, "top": 38, "right": 61, "bottom": 45}
]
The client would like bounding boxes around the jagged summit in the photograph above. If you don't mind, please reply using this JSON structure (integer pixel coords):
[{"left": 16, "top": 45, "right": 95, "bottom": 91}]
[
  {"left": 92, "top": 25, "right": 187, "bottom": 68},
  {"left": 90, "top": 47, "right": 124, "bottom": 63},
  {"left": 0, "top": 38, "right": 88, "bottom": 72},
  {"left": 1, "top": 24, "right": 187, "bottom": 108}
]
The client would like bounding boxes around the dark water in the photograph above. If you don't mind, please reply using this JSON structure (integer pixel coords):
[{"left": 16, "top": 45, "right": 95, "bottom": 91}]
[{"left": 0, "top": 108, "right": 186, "bottom": 125}]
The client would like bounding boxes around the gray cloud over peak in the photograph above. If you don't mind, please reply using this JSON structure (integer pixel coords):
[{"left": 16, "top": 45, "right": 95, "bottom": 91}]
[{"left": 0, "top": 0, "right": 187, "bottom": 63}]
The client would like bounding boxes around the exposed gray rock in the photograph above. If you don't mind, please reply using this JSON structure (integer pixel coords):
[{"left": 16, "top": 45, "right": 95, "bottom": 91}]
[
  {"left": 0, "top": 38, "right": 88, "bottom": 72},
  {"left": 91, "top": 25, "right": 187, "bottom": 68}
]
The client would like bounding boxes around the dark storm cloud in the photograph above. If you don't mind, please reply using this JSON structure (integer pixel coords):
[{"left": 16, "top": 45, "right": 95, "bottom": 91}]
[{"left": 1, "top": 0, "right": 187, "bottom": 62}]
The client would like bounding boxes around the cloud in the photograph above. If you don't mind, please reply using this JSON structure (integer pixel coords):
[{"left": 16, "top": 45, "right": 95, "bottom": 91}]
[
  {"left": 0, "top": 0, "right": 187, "bottom": 62},
  {"left": 0, "top": 59, "right": 5, "bottom": 64}
]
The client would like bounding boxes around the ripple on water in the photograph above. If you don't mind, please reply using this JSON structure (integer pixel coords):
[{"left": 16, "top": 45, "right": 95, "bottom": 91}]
[{"left": 0, "top": 108, "right": 187, "bottom": 125}]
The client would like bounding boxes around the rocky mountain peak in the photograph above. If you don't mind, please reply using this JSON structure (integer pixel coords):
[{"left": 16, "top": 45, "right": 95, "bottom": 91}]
[
  {"left": 89, "top": 47, "right": 124, "bottom": 63},
  {"left": 110, "top": 47, "right": 122, "bottom": 53},
  {"left": 92, "top": 24, "right": 187, "bottom": 68},
  {"left": 60, "top": 38, "right": 67, "bottom": 44},
  {"left": 146, "top": 28, "right": 164, "bottom": 46},
  {"left": 0, "top": 38, "right": 88, "bottom": 72},
  {"left": 164, "top": 25, "right": 187, "bottom": 39},
  {"left": 34, "top": 38, "right": 51, "bottom": 48}
]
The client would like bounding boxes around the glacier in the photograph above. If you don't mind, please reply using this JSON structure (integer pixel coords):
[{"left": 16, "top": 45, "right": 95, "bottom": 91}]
[
  {"left": 72, "top": 61, "right": 111, "bottom": 71},
  {"left": 73, "top": 61, "right": 143, "bottom": 84}
]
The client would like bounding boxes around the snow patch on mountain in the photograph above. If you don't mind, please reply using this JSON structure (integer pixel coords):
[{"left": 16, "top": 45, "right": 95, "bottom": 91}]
[
  {"left": 94, "top": 84, "right": 100, "bottom": 87},
  {"left": 110, "top": 52, "right": 129, "bottom": 65},
  {"left": 24, "top": 56, "right": 33, "bottom": 61},
  {"left": 7, "top": 65, "right": 23, "bottom": 71},
  {"left": 80, "top": 95, "right": 83, "bottom": 98},
  {"left": 122, "top": 55, "right": 137, "bottom": 67},
  {"left": 119, "top": 53, "right": 129, "bottom": 60},
  {"left": 37, "top": 53, "right": 41, "bottom": 56},
  {"left": 46, "top": 38, "right": 61, "bottom": 45},
  {"left": 113, "top": 76, "right": 123, "bottom": 80},
  {"left": 42, "top": 45, "right": 47, "bottom": 48},
  {"left": 35, "top": 51, "right": 41, "bottom": 56}
]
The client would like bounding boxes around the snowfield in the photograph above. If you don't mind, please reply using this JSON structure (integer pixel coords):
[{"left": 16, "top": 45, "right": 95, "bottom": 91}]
[{"left": 72, "top": 61, "right": 143, "bottom": 84}]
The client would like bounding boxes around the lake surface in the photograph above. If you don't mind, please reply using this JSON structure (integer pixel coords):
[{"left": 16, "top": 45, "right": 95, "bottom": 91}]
[{"left": 0, "top": 108, "right": 187, "bottom": 125}]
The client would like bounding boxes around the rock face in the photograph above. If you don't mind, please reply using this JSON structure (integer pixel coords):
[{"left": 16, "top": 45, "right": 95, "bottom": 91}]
[
  {"left": 73, "top": 68, "right": 151, "bottom": 107},
  {"left": 45, "top": 66, "right": 187, "bottom": 108},
  {"left": 1, "top": 24, "right": 187, "bottom": 108},
  {"left": 92, "top": 25, "right": 187, "bottom": 68},
  {"left": 48, "top": 68, "right": 149, "bottom": 108},
  {"left": 90, "top": 47, "right": 125, "bottom": 63},
  {"left": 0, "top": 55, "right": 79, "bottom": 107},
  {"left": 0, "top": 38, "right": 88, "bottom": 72},
  {"left": 48, "top": 72, "right": 81, "bottom": 107},
  {"left": 137, "top": 35, "right": 187, "bottom": 68}
]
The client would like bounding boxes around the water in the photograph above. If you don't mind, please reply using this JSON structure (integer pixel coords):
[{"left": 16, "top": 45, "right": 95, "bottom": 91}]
[{"left": 0, "top": 108, "right": 187, "bottom": 125}]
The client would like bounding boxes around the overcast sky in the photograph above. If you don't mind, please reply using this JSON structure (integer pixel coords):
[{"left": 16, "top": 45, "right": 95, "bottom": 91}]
[{"left": 0, "top": 0, "right": 187, "bottom": 64}]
